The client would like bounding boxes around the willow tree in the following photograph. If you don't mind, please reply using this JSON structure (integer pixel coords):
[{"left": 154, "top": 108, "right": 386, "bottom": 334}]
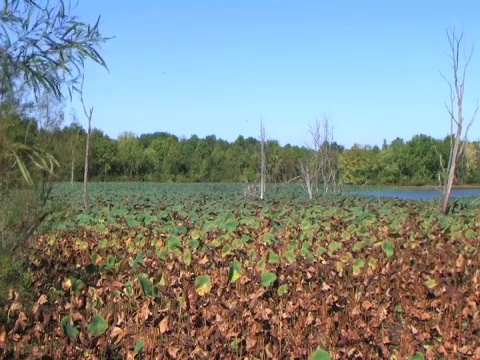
[{"left": 0, "top": 0, "right": 110, "bottom": 185}]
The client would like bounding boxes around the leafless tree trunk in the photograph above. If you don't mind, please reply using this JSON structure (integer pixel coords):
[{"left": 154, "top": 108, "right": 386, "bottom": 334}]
[
  {"left": 71, "top": 130, "right": 81, "bottom": 185},
  {"left": 69, "top": 115, "right": 82, "bottom": 185},
  {"left": 439, "top": 29, "right": 479, "bottom": 214},
  {"left": 259, "top": 119, "right": 266, "bottom": 200},
  {"left": 299, "top": 115, "right": 339, "bottom": 198},
  {"left": 80, "top": 79, "right": 94, "bottom": 209},
  {"left": 299, "top": 158, "right": 314, "bottom": 200},
  {"left": 82, "top": 108, "right": 92, "bottom": 209},
  {"left": 318, "top": 116, "right": 338, "bottom": 193}
]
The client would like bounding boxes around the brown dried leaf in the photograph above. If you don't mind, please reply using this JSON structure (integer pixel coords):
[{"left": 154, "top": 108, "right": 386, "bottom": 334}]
[
  {"left": 455, "top": 254, "right": 465, "bottom": 269},
  {"left": 191, "top": 345, "right": 207, "bottom": 357},
  {"left": 246, "top": 336, "right": 257, "bottom": 351},
  {"left": 0, "top": 326, "right": 6, "bottom": 347},
  {"left": 109, "top": 326, "right": 124, "bottom": 345},
  {"left": 159, "top": 316, "right": 169, "bottom": 334},
  {"left": 109, "top": 280, "right": 125, "bottom": 290},
  {"left": 8, "top": 300, "right": 22, "bottom": 316},
  {"left": 70, "top": 312, "right": 84, "bottom": 322},
  {"left": 37, "top": 294, "right": 48, "bottom": 305},
  {"left": 458, "top": 346, "right": 471, "bottom": 355},
  {"left": 168, "top": 346, "right": 179, "bottom": 358},
  {"left": 12, "top": 312, "right": 28, "bottom": 333},
  {"left": 8, "top": 289, "right": 20, "bottom": 301},
  {"left": 198, "top": 256, "right": 209, "bottom": 265},
  {"left": 265, "top": 342, "right": 275, "bottom": 358},
  {"left": 420, "top": 312, "right": 432, "bottom": 320},
  {"left": 137, "top": 301, "right": 151, "bottom": 321},
  {"left": 305, "top": 312, "right": 315, "bottom": 326},
  {"left": 62, "top": 278, "right": 72, "bottom": 290},
  {"left": 361, "top": 300, "right": 373, "bottom": 311}
]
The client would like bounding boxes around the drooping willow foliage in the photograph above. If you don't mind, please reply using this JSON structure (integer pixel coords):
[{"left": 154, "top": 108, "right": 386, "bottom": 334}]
[{"left": 0, "top": 0, "right": 110, "bottom": 185}]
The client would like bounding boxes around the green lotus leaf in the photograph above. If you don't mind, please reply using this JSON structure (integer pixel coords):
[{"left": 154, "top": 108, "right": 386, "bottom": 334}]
[
  {"left": 261, "top": 271, "right": 277, "bottom": 288},
  {"left": 267, "top": 251, "right": 279, "bottom": 264},
  {"left": 105, "top": 254, "right": 116, "bottom": 270},
  {"left": 328, "top": 241, "right": 342, "bottom": 253},
  {"left": 132, "top": 250, "right": 144, "bottom": 270},
  {"left": 311, "top": 348, "right": 332, "bottom": 360},
  {"left": 139, "top": 274, "right": 159, "bottom": 297},
  {"left": 134, "top": 339, "right": 146, "bottom": 353},
  {"left": 409, "top": 352, "right": 424, "bottom": 360},
  {"left": 195, "top": 275, "right": 212, "bottom": 296},
  {"left": 228, "top": 261, "right": 242, "bottom": 283},
  {"left": 382, "top": 240, "right": 395, "bottom": 258},
  {"left": 277, "top": 284, "right": 288, "bottom": 296},
  {"left": 284, "top": 250, "right": 296, "bottom": 264},
  {"left": 60, "top": 316, "right": 79, "bottom": 339},
  {"left": 87, "top": 314, "right": 109, "bottom": 336}
]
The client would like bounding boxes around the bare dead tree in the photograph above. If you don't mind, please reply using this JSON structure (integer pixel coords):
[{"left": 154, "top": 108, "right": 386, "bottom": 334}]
[
  {"left": 243, "top": 183, "right": 259, "bottom": 198},
  {"left": 439, "top": 28, "right": 479, "bottom": 213},
  {"left": 299, "top": 157, "right": 314, "bottom": 200},
  {"left": 69, "top": 114, "right": 82, "bottom": 185},
  {"left": 299, "top": 115, "right": 339, "bottom": 199},
  {"left": 80, "top": 78, "right": 94, "bottom": 209},
  {"left": 259, "top": 119, "right": 266, "bottom": 200},
  {"left": 318, "top": 116, "right": 338, "bottom": 193}
]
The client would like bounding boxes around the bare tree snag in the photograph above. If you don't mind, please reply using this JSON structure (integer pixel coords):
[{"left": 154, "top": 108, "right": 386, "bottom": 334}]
[
  {"left": 299, "top": 158, "right": 314, "bottom": 200},
  {"left": 69, "top": 114, "right": 82, "bottom": 185},
  {"left": 80, "top": 78, "right": 94, "bottom": 209},
  {"left": 299, "top": 115, "right": 339, "bottom": 199},
  {"left": 259, "top": 119, "right": 266, "bottom": 200},
  {"left": 439, "top": 28, "right": 479, "bottom": 214},
  {"left": 318, "top": 116, "right": 338, "bottom": 194}
]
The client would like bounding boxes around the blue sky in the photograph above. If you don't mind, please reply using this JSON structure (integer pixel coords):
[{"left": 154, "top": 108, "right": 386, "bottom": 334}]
[{"left": 71, "top": 1, "right": 480, "bottom": 148}]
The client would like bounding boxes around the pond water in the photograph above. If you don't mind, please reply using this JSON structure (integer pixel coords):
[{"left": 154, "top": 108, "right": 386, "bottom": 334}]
[{"left": 350, "top": 188, "right": 480, "bottom": 200}]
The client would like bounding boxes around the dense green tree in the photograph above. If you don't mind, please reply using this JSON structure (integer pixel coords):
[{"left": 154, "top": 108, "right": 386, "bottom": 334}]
[
  {"left": 404, "top": 135, "right": 439, "bottom": 185},
  {"left": 117, "top": 132, "right": 143, "bottom": 180},
  {"left": 23, "top": 121, "right": 480, "bottom": 186},
  {"left": 377, "top": 138, "right": 406, "bottom": 184},
  {"left": 90, "top": 129, "right": 117, "bottom": 181},
  {"left": 338, "top": 144, "right": 380, "bottom": 185}
]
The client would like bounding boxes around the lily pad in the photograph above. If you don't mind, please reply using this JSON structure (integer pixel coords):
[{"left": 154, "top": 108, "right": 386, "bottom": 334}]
[
  {"left": 195, "top": 275, "right": 212, "bottom": 296},
  {"left": 87, "top": 314, "right": 109, "bottom": 336},
  {"left": 409, "top": 353, "right": 424, "bottom": 360},
  {"left": 134, "top": 339, "right": 146, "bottom": 353},
  {"left": 139, "top": 274, "right": 159, "bottom": 297},
  {"left": 60, "top": 316, "right": 79, "bottom": 339},
  {"left": 382, "top": 240, "right": 395, "bottom": 258},
  {"left": 261, "top": 271, "right": 277, "bottom": 288},
  {"left": 277, "top": 284, "right": 288, "bottom": 296},
  {"left": 228, "top": 261, "right": 242, "bottom": 283},
  {"left": 311, "top": 348, "right": 332, "bottom": 360}
]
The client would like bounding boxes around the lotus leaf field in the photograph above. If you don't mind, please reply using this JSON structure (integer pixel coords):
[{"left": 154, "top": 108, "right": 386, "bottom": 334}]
[{"left": 1, "top": 183, "right": 480, "bottom": 359}]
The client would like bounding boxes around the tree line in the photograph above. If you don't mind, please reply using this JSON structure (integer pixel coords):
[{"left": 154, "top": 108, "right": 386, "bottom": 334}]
[{"left": 10, "top": 111, "right": 477, "bottom": 186}]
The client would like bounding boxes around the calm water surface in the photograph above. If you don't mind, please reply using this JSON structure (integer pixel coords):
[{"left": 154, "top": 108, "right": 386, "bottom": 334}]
[{"left": 350, "top": 188, "right": 480, "bottom": 200}]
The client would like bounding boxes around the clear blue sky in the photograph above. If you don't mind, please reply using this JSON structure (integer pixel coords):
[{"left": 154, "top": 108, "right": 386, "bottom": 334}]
[{"left": 71, "top": 1, "right": 480, "bottom": 148}]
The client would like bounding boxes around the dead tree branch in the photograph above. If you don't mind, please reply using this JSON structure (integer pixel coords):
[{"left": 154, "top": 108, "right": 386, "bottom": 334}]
[{"left": 439, "top": 28, "right": 478, "bottom": 213}]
